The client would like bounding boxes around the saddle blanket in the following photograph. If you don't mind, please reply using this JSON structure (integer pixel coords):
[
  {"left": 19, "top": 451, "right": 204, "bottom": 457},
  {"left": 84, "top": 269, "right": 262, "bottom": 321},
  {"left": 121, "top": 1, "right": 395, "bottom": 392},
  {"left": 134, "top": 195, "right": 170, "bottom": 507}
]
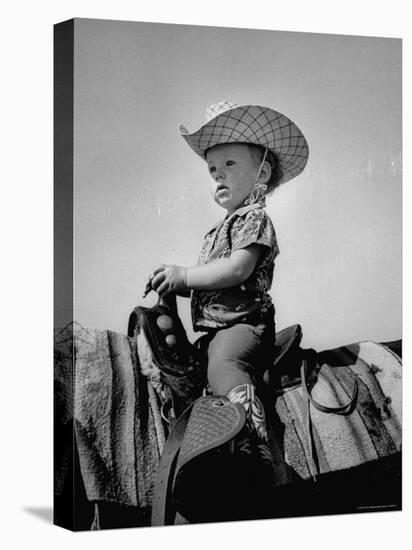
[{"left": 272, "top": 341, "right": 401, "bottom": 484}]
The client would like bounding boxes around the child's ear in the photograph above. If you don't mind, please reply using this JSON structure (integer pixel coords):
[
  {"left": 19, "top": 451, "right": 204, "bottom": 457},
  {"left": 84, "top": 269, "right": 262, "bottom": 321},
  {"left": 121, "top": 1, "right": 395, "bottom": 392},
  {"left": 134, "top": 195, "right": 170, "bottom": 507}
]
[{"left": 257, "top": 161, "right": 271, "bottom": 184}]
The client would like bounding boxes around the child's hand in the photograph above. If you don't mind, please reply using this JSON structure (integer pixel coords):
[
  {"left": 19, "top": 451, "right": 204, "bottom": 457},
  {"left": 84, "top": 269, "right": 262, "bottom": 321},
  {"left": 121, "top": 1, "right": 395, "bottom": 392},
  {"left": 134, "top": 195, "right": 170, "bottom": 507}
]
[{"left": 150, "top": 264, "right": 187, "bottom": 297}]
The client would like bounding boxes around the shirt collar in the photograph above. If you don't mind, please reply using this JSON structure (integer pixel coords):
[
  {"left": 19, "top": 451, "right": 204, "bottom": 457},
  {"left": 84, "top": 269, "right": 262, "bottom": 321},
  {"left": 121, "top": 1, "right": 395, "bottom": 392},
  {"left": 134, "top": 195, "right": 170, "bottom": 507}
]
[
  {"left": 206, "top": 198, "right": 266, "bottom": 235},
  {"left": 229, "top": 197, "right": 266, "bottom": 219}
]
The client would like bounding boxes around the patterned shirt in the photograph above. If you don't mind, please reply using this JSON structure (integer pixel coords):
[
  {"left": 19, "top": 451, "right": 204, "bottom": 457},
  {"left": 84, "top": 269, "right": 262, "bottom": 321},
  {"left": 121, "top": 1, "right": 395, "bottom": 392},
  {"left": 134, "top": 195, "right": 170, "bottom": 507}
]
[{"left": 191, "top": 199, "right": 279, "bottom": 331}]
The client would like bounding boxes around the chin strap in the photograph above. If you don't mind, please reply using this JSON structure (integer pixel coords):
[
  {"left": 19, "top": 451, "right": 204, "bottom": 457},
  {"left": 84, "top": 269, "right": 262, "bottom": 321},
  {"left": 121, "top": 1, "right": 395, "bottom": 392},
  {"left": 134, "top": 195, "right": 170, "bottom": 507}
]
[{"left": 244, "top": 147, "right": 269, "bottom": 206}]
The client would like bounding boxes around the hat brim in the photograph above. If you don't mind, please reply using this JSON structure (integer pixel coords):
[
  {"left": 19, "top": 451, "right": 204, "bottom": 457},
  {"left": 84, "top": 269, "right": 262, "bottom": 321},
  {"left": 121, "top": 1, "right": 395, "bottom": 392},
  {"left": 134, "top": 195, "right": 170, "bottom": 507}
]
[{"left": 179, "top": 105, "right": 309, "bottom": 185}]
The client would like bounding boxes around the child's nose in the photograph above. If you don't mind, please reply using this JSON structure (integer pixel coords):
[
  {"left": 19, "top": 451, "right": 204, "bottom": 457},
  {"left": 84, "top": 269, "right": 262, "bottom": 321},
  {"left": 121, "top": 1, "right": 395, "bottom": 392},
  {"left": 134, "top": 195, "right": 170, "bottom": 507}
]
[{"left": 214, "top": 168, "right": 225, "bottom": 181}]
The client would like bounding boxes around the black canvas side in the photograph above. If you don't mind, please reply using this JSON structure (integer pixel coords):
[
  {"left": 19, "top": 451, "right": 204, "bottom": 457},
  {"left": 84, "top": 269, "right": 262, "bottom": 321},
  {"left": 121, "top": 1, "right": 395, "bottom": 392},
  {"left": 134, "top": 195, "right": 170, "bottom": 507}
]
[{"left": 53, "top": 18, "right": 77, "bottom": 531}]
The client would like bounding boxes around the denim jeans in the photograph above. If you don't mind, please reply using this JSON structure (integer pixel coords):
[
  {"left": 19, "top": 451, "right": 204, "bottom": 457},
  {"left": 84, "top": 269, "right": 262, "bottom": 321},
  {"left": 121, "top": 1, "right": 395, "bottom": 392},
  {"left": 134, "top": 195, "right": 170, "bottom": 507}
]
[{"left": 198, "top": 309, "right": 275, "bottom": 396}]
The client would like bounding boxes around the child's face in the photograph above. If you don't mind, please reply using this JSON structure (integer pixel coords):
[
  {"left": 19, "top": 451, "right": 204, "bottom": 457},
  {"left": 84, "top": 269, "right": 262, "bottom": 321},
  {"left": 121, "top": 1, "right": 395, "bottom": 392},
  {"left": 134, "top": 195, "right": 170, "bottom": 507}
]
[{"left": 206, "top": 143, "right": 260, "bottom": 215}]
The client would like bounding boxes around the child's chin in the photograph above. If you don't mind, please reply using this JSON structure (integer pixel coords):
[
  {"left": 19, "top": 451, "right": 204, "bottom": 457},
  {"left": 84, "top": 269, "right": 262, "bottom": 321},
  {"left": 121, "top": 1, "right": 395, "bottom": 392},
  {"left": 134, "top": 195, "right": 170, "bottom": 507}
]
[{"left": 215, "top": 197, "right": 230, "bottom": 208}]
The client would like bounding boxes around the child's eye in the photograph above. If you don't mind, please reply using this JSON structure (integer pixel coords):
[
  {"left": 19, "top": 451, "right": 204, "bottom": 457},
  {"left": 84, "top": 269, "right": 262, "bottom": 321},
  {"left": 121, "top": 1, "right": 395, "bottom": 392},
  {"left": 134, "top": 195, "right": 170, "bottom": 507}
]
[
  {"left": 209, "top": 166, "right": 216, "bottom": 173},
  {"left": 226, "top": 160, "right": 235, "bottom": 166}
]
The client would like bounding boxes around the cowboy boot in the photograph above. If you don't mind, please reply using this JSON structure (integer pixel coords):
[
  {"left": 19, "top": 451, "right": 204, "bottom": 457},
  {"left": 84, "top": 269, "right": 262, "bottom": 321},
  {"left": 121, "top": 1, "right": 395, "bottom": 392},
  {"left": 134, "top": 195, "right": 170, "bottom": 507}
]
[
  {"left": 226, "top": 383, "right": 276, "bottom": 487},
  {"left": 172, "top": 386, "right": 275, "bottom": 523}
]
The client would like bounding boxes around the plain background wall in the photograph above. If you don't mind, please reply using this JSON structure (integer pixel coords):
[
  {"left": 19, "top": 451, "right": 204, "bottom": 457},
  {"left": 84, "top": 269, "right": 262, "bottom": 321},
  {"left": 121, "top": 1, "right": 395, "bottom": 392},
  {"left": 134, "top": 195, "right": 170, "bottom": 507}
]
[{"left": 71, "top": 19, "right": 401, "bottom": 350}]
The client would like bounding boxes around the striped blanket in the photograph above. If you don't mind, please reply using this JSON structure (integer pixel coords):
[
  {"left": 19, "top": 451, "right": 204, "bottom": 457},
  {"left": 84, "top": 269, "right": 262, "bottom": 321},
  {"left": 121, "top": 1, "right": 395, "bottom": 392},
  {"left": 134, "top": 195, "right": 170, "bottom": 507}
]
[
  {"left": 271, "top": 341, "right": 402, "bottom": 485},
  {"left": 54, "top": 323, "right": 165, "bottom": 527}
]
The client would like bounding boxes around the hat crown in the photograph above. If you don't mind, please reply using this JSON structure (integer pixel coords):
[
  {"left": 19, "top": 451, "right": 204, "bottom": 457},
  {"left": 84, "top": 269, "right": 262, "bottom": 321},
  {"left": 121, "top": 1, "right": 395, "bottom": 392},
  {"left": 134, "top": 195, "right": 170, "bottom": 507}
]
[
  {"left": 205, "top": 100, "right": 239, "bottom": 122},
  {"left": 180, "top": 100, "right": 309, "bottom": 185}
]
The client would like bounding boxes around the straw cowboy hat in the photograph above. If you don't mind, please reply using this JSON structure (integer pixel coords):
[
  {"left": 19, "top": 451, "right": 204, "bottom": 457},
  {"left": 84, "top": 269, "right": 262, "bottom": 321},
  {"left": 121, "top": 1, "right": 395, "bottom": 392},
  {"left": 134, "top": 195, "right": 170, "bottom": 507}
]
[{"left": 179, "top": 100, "right": 309, "bottom": 185}]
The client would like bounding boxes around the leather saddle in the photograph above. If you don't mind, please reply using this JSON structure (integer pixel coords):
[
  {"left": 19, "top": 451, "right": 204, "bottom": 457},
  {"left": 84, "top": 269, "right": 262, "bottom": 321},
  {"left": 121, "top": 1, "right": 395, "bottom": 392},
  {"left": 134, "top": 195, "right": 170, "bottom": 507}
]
[
  {"left": 128, "top": 297, "right": 304, "bottom": 419},
  {"left": 128, "top": 298, "right": 307, "bottom": 524},
  {"left": 130, "top": 298, "right": 358, "bottom": 523},
  {"left": 128, "top": 297, "right": 207, "bottom": 420}
]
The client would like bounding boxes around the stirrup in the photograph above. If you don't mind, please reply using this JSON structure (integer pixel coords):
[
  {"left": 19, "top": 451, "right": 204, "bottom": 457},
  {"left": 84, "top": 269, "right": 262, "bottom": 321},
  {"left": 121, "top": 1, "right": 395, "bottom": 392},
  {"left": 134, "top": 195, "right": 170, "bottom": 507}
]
[{"left": 151, "top": 395, "right": 246, "bottom": 525}]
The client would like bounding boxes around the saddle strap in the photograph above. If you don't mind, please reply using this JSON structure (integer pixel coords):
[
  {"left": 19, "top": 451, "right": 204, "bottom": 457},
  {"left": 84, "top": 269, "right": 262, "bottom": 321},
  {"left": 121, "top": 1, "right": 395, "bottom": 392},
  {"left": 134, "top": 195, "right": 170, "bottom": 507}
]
[
  {"left": 300, "top": 359, "right": 359, "bottom": 480},
  {"left": 151, "top": 401, "right": 194, "bottom": 526},
  {"left": 301, "top": 360, "right": 359, "bottom": 415}
]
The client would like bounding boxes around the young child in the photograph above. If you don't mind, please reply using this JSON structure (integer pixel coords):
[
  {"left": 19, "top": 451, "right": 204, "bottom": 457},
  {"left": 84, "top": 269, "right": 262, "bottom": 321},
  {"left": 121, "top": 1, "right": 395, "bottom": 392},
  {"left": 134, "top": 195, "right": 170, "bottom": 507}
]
[{"left": 147, "top": 100, "right": 308, "bottom": 464}]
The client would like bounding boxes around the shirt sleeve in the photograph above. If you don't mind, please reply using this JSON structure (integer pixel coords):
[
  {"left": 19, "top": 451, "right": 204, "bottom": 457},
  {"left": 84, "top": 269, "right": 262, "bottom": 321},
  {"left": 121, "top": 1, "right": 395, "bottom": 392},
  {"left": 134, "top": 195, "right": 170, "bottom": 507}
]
[{"left": 230, "top": 209, "right": 279, "bottom": 258}]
